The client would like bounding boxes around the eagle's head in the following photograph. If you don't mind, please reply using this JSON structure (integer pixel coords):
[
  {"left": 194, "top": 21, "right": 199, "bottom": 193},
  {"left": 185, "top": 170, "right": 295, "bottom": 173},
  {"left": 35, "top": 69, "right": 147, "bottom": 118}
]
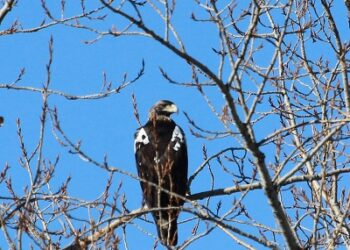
[{"left": 149, "top": 100, "right": 178, "bottom": 121}]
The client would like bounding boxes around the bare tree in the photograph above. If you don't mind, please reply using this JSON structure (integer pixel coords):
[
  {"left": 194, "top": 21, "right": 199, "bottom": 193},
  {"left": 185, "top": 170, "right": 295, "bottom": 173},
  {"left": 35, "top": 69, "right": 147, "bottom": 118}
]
[{"left": 1, "top": 0, "right": 350, "bottom": 249}]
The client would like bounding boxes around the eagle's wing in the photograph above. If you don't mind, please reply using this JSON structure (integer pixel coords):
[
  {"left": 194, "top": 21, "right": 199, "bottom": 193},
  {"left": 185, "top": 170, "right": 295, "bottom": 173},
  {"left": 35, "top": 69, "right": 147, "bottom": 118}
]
[
  {"left": 134, "top": 127, "right": 157, "bottom": 205},
  {"left": 167, "top": 125, "right": 188, "bottom": 205}
]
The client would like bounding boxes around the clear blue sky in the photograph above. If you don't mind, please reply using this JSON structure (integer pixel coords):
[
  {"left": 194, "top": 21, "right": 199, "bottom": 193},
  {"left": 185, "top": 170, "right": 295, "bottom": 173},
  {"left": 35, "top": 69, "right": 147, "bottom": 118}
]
[{"left": 0, "top": 1, "right": 349, "bottom": 249}]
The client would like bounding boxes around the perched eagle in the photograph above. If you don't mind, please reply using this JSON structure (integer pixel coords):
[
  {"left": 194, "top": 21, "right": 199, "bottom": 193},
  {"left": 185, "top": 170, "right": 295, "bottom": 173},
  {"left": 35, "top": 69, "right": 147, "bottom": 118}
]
[{"left": 134, "top": 100, "right": 188, "bottom": 246}]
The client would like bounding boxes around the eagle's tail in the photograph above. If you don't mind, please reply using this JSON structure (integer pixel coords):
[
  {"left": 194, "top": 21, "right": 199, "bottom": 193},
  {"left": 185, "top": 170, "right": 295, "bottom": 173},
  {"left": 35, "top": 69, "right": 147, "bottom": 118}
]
[{"left": 156, "top": 217, "right": 178, "bottom": 246}]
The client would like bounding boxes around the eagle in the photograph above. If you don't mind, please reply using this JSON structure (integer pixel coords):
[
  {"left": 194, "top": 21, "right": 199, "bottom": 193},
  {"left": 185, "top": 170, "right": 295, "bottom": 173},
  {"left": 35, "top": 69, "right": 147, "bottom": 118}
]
[{"left": 134, "top": 100, "right": 188, "bottom": 246}]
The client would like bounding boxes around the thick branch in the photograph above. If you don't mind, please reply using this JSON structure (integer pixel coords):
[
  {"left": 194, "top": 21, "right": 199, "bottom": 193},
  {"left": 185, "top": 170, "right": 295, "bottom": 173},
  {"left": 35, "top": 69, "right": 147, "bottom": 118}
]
[
  {"left": 0, "top": 0, "right": 15, "bottom": 25},
  {"left": 189, "top": 168, "right": 350, "bottom": 200},
  {"left": 62, "top": 208, "right": 145, "bottom": 250}
]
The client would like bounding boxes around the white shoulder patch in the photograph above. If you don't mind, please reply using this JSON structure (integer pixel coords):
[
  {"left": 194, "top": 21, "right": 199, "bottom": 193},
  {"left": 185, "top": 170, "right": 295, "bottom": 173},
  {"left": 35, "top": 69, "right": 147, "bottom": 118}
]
[
  {"left": 171, "top": 126, "right": 184, "bottom": 151},
  {"left": 134, "top": 128, "right": 150, "bottom": 152}
]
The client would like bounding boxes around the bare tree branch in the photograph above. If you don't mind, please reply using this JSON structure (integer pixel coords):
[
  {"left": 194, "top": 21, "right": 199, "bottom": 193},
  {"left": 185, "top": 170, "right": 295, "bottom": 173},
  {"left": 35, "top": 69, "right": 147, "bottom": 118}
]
[{"left": 0, "top": 0, "right": 15, "bottom": 25}]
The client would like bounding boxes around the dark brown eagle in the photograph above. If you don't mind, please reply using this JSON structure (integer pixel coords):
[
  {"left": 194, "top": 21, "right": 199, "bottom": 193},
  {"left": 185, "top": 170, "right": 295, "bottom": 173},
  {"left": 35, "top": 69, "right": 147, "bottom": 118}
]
[{"left": 134, "top": 100, "right": 188, "bottom": 246}]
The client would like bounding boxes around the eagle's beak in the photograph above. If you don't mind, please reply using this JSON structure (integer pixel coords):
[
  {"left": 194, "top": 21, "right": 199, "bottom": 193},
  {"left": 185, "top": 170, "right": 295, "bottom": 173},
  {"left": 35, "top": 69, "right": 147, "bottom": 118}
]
[{"left": 163, "top": 104, "right": 178, "bottom": 114}]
